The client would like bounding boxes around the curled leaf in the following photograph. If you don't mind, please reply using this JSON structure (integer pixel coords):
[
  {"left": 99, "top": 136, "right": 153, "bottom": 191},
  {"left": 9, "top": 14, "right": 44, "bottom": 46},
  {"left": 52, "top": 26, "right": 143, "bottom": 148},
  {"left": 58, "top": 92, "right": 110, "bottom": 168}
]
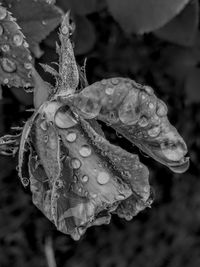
[{"left": 68, "top": 78, "right": 189, "bottom": 173}]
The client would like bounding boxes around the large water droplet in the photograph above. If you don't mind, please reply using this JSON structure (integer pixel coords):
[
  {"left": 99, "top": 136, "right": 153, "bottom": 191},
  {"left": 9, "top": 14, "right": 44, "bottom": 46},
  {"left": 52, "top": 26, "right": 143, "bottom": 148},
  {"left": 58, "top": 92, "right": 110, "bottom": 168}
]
[
  {"left": 55, "top": 109, "right": 77, "bottom": 129},
  {"left": 138, "top": 116, "right": 148, "bottom": 127},
  {"left": 71, "top": 158, "right": 81, "bottom": 169},
  {"left": 81, "top": 175, "right": 89, "bottom": 183},
  {"left": 13, "top": 33, "right": 23, "bottom": 46},
  {"left": 1, "top": 44, "right": 10, "bottom": 53},
  {"left": 0, "top": 25, "right": 3, "bottom": 36},
  {"left": 0, "top": 6, "right": 7, "bottom": 20},
  {"left": 24, "top": 62, "right": 32, "bottom": 69},
  {"left": 66, "top": 132, "right": 77, "bottom": 142},
  {"left": 97, "top": 172, "right": 110, "bottom": 185},
  {"left": 78, "top": 96, "right": 101, "bottom": 119},
  {"left": 1, "top": 58, "right": 16, "bottom": 73},
  {"left": 148, "top": 126, "right": 160, "bottom": 137},
  {"left": 79, "top": 145, "right": 92, "bottom": 158}
]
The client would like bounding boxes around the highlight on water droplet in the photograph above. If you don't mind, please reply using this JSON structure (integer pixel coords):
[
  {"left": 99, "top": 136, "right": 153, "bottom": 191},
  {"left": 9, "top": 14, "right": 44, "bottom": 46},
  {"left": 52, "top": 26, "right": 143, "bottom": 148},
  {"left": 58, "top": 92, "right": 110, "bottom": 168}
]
[
  {"left": 1, "top": 58, "right": 16, "bottom": 73},
  {"left": 79, "top": 145, "right": 92, "bottom": 158},
  {"left": 138, "top": 116, "right": 148, "bottom": 127},
  {"left": 0, "top": 6, "right": 7, "bottom": 20},
  {"left": 66, "top": 132, "right": 77, "bottom": 142},
  {"left": 71, "top": 158, "right": 81, "bottom": 169},
  {"left": 43, "top": 135, "right": 49, "bottom": 143},
  {"left": 97, "top": 171, "right": 110, "bottom": 185},
  {"left": 13, "top": 33, "right": 23, "bottom": 46}
]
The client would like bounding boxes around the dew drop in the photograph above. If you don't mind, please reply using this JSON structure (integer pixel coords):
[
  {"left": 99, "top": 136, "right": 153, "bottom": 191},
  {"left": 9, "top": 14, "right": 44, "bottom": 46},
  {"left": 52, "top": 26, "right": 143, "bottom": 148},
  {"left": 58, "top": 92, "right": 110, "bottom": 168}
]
[
  {"left": 78, "top": 97, "right": 101, "bottom": 119},
  {"left": 23, "top": 41, "right": 29, "bottom": 48},
  {"left": 144, "top": 86, "right": 154, "bottom": 95},
  {"left": 13, "top": 33, "right": 23, "bottom": 46},
  {"left": 61, "top": 25, "right": 68, "bottom": 35},
  {"left": 111, "top": 78, "right": 119, "bottom": 85},
  {"left": 81, "top": 175, "right": 89, "bottom": 183},
  {"left": 3, "top": 78, "right": 9, "bottom": 84},
  {"left": 157, "top": 100, "right": 168, "bottom": 117},
  {"left": 40, "top": 120, "right": 48, "bottom": 131},
  {"left": 22, "top": 177, "right": 29, "bottom": 186},
  {"left": 97, "top": 172, "right": 110, "bottom": 185},
  {"left": 79, "top": 145, "right": 92, "bottom": 158},
  {"left": 101, "top": 79, "right": 107, "bottom": 85},
  {"left": 138, "top": 116, "right": 148, "bottom": 127},
  {"left": 148, "top": 102, "right": 155, "bottom": 110},
  {"left": 24, "top": 62, "right": 32, "bottom": 70},
  {"left": 1, "top": 44, "right": 10, "bottom": 53},
  {"left": 0, "top": 6, "right": 7, "bottom": 20},
  {"left": 55, "top": 110, "right": 77, "bottom": 129},
  {"left": 105, "top": 87, "right": 115, "bottom": 95},
  {"left": 0, "top": 25, "right": 3, "bottom": 36},
  {"left": 43, "top": 135, "right": 49, "bottom": 143},
  {"left": 42, "top": 20, "right": 47, "bottom": 25},
  {"left": 148, "top": 126, "right": 160, "bottom": 137},
  {"left": 1, "top": 58, "right": 16, "bottom": 73},
  {"left": 66, "top": 132, "right": 77, "bottom": 142},
  {"left": 71, "top": 158, "right": 81, "bottom": 169}
]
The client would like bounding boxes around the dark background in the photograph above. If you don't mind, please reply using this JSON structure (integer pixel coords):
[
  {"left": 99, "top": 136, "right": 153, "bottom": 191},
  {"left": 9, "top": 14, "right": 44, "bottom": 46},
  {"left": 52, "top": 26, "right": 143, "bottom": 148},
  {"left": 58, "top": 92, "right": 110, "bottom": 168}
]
[{"left": 0, "top": 1, "right": 200, "bottom": 267}]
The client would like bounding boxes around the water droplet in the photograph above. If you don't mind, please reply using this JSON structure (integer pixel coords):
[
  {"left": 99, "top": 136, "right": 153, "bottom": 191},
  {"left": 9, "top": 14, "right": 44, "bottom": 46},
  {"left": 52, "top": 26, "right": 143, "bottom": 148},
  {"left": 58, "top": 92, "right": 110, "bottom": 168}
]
[
  {"left": 115, "top": 194, "right": 125, "bottom": 200},
  {"left": 138, "top": 116, "right": 148, "bottom": 127},
  {"left": 0, "top": 25, "right": 3, "bottom": 35},
  {"left": 3, "top": 78, "right": 9, "bottom": 84},
  {"left": 105, "top": 87, "right": 115, "bottom": 95},
  {"left": 148, "top": 102, "right": 154, "bottom": 109},
  {"left": 22, "top": 177, "right": 29, "bottom": 186},
  {"left": 42, "top": 20, "right": 47, "bottom": 25},
  {"left": 71, "top": 158, "right": 81, "bottom": 169},
  {"left": 0, "top": 6, "right": 7, "bottom": 20},
  {"left": 24, "top": 62, "right": 32, "bottom": 69},
  {"left": 111, "top": 78, "right": 119, "bottom": 85},
  {"left": 78, "top": 97, "right": 101, "bottom": 119},
  {"left": 157, "top": 100, "right": 168, "bottom": 117},
  {"left": 1, "top": 44, "right": 10, "bottom": 52},
  {"left": 55, "top": 110, "right": 77, "bottom": 129},
  {"left": 101, "top": 79, "right": 107, "bottom": 85},
  {"left": 23, "top": 41, "right": 29, "bottom": 48},
  {"left": 81, "top": 175, "right": 89, "bottom": 183},
  {"left": 1, "top": 58, "right": 16, "bottom": 73},
  {"left": 43, "top": 135, "right": 49, "bottom": 143},
  {"left": 66, "top": 132, "right": 77, "bottom": 142},
  {"left": 40, "top": 120, "right": 48, "bottom": 131},
  {"left": 13, "top": 33, "right": 23, "bottom": 46},
  {"left": 148, "top": 126, "right": 160, "bottom": 137},
  {"left": 61, "top": 25, "right": 68, "bottom": 35},
  {"left": 144, "top": 86, "right": 154, "bottom": 95},
  {"left": 97, "top": 172, "right": 110, "bottom": 185},
  {"left": 79, "top": 145, "right": 92, "bottom": 157}
]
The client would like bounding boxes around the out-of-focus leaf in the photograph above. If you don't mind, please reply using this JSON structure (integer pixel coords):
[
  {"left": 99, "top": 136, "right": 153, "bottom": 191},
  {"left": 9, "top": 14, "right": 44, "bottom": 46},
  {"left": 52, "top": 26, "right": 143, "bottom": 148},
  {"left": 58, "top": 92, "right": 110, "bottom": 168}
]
[
  {"left": 0, "top": 3, "right": 33, "bottom": 88},
  {"left": 155, "top": 0, "right": 199, "bottom": 47},
  {"left": 2, "top": 0, "right": 63, "bottom": 55},
  {"left": 106, "top": 0, "right": 191, "bottom": 34},
  {"left": 56, "top": 0, "right": 98, "bottom": 15},
  {"left": 185, "top": 68, "right": 200, "bottom": 104},
  {"left": 73, "top": 15, "right": 96, "bottom": 55}
]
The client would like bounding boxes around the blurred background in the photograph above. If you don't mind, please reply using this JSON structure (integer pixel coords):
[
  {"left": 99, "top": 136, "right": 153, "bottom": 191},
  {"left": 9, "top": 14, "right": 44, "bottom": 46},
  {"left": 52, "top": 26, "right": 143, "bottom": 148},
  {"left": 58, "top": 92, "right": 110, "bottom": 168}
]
[{"left": 0, "top": 0, "right": 200, "bottom": 266}]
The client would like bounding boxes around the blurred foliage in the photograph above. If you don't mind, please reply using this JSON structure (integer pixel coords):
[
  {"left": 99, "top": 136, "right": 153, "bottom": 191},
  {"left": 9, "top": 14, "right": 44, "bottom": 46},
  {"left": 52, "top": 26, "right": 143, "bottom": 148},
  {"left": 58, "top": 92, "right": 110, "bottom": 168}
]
[{"left": 0, "top": 0, "right": 200, "bottom": 266}]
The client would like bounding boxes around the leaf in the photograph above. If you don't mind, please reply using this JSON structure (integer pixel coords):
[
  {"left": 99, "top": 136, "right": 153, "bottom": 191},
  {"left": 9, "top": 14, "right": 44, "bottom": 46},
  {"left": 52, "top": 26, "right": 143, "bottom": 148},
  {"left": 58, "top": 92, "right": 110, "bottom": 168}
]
[
  {"left": 73, "top": 15, "right": 96, "bottom": 55},
  {"left": 106, "top": 0, "right": 191, "bottom": 34},
  {"left": 185, "top": 68, "right": 200, "bottom": 104},
  {"left": 2, "top": 0, "right": 63, "bottom": 54},
  {"left": 0, "top": 3, "right": 33, "bottom": 88},
  {"left": 69, "top": 77, "right": 189, "bottom": 173},
  {"left": 56, "top": 0, "right": 98, "bottom": 15},
  {"left": 155, "top": 0, "right": 199, "bottom": 47}
]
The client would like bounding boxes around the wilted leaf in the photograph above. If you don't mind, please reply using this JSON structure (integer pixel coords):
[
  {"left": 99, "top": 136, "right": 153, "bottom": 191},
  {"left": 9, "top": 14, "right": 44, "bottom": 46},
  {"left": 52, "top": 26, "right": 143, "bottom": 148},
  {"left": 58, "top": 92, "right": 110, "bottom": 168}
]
[
  {"left": 185, "top": 68, "right": 200, "bottom": 104},
  {"left": 155, "top": 0, "right": 199, "bottom": 47},
  {"left": 2, "top": 0, "right": 63, "bottom": 54},
  {"left": 106, "top": 0, "right": 190, "bottom": 34},
  {"left": 57, "top": 0, "right": 98, "bottom": 15},
  {"left": 73, "top": 15, "right": 96, "bottom": 55},
  {"left": 0, "top": 3, "right": 33, "bottom": 88}
]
